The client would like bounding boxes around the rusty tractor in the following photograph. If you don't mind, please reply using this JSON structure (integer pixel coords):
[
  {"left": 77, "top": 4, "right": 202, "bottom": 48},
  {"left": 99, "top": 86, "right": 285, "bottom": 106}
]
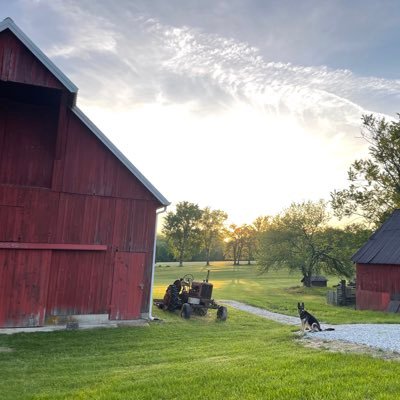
[{"left": 154, "top": 270, "right": 227, "bottom": 320}]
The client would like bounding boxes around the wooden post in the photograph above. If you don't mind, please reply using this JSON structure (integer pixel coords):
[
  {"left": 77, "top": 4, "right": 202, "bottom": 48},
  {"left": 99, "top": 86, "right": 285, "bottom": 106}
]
[{"left": 340, "top": 280, "right": 346, "bottom": 306}]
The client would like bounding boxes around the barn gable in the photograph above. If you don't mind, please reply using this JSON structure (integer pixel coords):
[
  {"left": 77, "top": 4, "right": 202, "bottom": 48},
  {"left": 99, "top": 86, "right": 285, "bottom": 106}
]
[
  {"left": 0, "top": 17, "right": 77, "bottom": 94},
  {"left": 0, "top": 17, "right": 169, "bottom": 207}
]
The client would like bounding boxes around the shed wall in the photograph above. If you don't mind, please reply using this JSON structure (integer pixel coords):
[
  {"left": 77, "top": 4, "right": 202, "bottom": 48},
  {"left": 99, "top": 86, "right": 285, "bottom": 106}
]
[{"left": 356, "top": 263, "right": 400, "bottom": 310}]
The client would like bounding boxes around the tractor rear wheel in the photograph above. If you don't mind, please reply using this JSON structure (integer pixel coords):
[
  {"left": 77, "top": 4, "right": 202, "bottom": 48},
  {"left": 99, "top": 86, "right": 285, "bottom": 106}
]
[
  {"left": 217, "top": 306, "right": 227, "bottom": 321},
  {"left": 164, "top": 284, "right": 180, "bottom": 311},
  {"left": 181, "top": 303, "right": 192, "bottom": 319}
]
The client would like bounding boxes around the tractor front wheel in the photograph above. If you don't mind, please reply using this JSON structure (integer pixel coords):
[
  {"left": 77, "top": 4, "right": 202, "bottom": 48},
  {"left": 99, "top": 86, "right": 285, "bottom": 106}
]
[{"left": 181, "top": 303, "right": 192, "bottom": 319}]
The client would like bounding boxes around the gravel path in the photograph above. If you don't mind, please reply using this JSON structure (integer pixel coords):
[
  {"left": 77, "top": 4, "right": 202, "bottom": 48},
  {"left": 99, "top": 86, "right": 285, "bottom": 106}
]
[{"left": 221, "top": 300, "right": 400, "bottom": 353}]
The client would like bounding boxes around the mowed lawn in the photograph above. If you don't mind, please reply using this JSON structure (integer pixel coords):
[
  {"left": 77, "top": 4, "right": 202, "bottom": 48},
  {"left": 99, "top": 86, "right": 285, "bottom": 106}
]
[{"left": 0, "top": 262, "right": 399, "bottom": 399}]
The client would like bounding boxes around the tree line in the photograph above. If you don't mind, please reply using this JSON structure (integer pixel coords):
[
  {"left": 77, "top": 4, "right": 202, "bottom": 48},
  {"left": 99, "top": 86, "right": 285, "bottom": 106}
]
[
  {"left": 158, "top": 113, "right": 400, "bottom": 285},
  {"left": 157, "top": 202, "right": 272, "bottom": 266}
]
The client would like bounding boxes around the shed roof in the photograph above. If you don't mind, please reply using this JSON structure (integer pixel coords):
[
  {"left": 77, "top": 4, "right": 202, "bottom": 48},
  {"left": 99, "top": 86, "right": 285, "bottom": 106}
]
[
  {"left": 352, "top": 209, "right": 400, "bottom": 264},
  {"left": 301, "top": 275, "right": 327, "bottom": 282},
  {"left": 1, "top": 17, "right": 170, "bottom": 207}
]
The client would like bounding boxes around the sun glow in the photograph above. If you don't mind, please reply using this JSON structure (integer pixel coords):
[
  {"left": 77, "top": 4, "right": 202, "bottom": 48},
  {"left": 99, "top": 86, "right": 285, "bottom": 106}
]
[{"left": 80, "top": 97, "right": 362, "bottom": 226}]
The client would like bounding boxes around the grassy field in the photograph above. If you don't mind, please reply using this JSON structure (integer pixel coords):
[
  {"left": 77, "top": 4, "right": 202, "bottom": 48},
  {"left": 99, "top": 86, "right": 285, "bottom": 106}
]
[
  {"left": 155, "top": 261, "right": 400, "bottom": 324},
  {"left": 1, "top": 262, "right": 400, "bottom": 399}
]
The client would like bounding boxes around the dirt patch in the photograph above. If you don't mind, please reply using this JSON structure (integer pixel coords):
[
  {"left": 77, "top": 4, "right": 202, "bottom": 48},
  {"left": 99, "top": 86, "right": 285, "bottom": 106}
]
[
  {"left": 297, "top": 336, "right": 400, "bottom": 361},
  {"left": 0, "top": 347, "right": 14, "bottom": 353}
]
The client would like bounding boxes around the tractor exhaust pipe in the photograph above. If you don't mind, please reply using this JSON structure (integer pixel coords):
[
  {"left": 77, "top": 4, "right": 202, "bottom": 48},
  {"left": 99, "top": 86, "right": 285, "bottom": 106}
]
[{"left": 205, "top": 269, "right": 210, "bottom": 283}]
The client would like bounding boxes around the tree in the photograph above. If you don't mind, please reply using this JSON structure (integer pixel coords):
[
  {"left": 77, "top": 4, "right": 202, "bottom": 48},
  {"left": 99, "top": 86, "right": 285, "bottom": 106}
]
[
  {"left": 162, "top": 201, "right": 203, "bottom": 266},
  {"left": 155, "top": 234, "right": 175, "bottom": 263},
  {"left": 199, "top": 207, "right": 228, "bottom": 266},
  {"left": 331, "top": 114, "right": 400, "bottom": 227},
  {"left": 225, "top": 224, "right": 249, "bottom": 265},
  {"left": 321, "top": 224, "right": 371, "bottom": 274},
  {"left": 253, "top": 216, "right": 271, "bottom": 234},
  {"left": 252, "top": 215, "right": 271, "bottom": 259},
  {"left": 257, "top": 200, "right": 354, "bottom": 285},
  {"left": 240, "top": 225, "right": 257, "bottom": 265}
]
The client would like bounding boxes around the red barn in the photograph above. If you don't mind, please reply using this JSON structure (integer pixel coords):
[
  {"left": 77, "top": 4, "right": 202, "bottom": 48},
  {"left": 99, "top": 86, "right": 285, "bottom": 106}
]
[
  {"left": 0, "top": 18, "right": 169, "bottom": 328},
  {"left": 352, "top": 210, "right": 400, "bottom": 311}
]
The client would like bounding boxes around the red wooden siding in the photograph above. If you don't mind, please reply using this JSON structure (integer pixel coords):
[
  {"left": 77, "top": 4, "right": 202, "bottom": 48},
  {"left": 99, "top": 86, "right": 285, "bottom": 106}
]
[
  {"left": 356, "top": 263, "right": 400, "bottom": 310},
  {"left": 0, "top": 29, "right": 64, "bottom": 90},
  {"left": 62, "top": 112, "right": 156, "bottom": 200},
  {"left": 112, "top": 199, "right": 156, "bottom": 252},
  {"left": 55, "top": 193, "right": 116, "bottom": 245},
  {"left": 0, "top": 185, "right": 157, "bottom": 251},
  {"left": 110, "top": 252, "right": 146, "bottom": 320},
  {"left": 0, "top": 249, "right": 51, "bottom": 327},
  {"left": 0, "top": 205, "right": 23, "bottom": 241},
  {"left": 46, "top": 251, "right": 112, "bottom": 316}
]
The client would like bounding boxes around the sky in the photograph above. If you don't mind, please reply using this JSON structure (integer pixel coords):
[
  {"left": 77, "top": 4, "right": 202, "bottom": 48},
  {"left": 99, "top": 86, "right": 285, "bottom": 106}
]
[{"left": 2, "top": 0, "right": 400, "bottom": 225}]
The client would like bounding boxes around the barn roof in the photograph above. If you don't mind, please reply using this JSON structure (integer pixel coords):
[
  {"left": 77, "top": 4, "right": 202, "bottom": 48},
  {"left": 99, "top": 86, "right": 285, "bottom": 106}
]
[
  {"left": 1, "top": 17, "right": 170, "bottom": 207},
  {"left": 352, "top": 210, "right": 400, "bottom": 264}
]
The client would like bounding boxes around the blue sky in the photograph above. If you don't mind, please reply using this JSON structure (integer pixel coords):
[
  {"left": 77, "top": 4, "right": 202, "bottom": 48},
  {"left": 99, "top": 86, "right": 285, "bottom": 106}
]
[{"left": 1, "top": 1, "right": 400, "bottom": 224}]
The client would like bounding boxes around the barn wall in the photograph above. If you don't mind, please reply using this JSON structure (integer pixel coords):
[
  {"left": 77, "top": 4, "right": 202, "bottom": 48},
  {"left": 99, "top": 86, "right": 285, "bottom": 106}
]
[
  {"left": 356, "top": 263, "right": 400, "bottom": 310},
  {"left": 0, "top": 184, "right": 158, "bottom": 320},
  {"left": 0, "top": 99, "right": 160, "bottom": 325}
]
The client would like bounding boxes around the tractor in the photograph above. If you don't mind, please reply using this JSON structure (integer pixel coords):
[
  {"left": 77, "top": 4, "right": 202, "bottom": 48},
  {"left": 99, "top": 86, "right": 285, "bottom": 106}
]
[{"left": 154, "top": 270, "right": 227, "bottom": 320}]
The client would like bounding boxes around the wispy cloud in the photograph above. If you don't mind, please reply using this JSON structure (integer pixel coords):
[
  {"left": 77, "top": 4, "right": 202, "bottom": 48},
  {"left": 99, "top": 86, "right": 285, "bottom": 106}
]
[
  {"left": 17, "top": 1, "right": 398, "bottom": 127},
  {"left": 157, "top": 23, "right": 400, "bottom": 123}
]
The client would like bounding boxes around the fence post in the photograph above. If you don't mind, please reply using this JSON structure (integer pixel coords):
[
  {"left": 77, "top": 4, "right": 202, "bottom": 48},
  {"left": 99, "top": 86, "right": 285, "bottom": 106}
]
[{"left": 340, "top": 280, "right": 346, "bottom": 306}]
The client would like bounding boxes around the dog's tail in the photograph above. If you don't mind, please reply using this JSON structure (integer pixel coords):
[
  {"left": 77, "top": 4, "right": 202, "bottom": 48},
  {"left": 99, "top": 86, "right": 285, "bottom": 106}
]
[{"left": 323, "top": 328, "right": 335, "bottom": 331}]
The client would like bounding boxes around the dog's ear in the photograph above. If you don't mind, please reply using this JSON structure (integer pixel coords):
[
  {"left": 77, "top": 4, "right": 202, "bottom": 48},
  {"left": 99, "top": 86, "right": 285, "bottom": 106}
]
[
  {"left": 297, "top": 302, "right": 300, "bottom": 308},
  {"left": 301, "top": 302, "right": 305, "bottom": 308}
]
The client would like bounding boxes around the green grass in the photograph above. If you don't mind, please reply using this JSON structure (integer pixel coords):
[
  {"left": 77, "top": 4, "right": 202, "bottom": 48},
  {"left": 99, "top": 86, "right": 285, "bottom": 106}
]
[{"left": 1, "top": 261, "right": 400, "bottom": 399}]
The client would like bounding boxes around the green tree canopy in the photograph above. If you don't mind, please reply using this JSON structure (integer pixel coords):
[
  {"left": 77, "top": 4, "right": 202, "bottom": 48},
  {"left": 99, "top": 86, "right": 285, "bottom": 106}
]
[
  {"left": 225, "top": 224, "right": 246, "bottom": 266},
  {"left": 155, "top": 234, "right": 175, "bottom": 263},
  {"left": 331, "top": 114, "right": 400, "bottom": 227},
  {"left": 162, "top": 201, "right": 203, "bottom": 266},
  {"left": 257, "top": 200, "right": 357, "bottom": 285}
]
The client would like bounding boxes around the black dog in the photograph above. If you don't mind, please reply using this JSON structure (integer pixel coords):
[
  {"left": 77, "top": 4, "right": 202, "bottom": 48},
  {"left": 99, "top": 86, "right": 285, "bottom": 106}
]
[{"left": 297, "top": 302, "right": 334, "bottom": 332}]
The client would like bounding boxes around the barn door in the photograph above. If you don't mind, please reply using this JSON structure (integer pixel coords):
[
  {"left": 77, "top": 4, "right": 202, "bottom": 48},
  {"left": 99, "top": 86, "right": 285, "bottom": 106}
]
[
  {"left": 110, "top": 252, "right": 145, "bottom": 320},
  {"left": 0, "top": 250, "right": 51, "bottom": 327}
]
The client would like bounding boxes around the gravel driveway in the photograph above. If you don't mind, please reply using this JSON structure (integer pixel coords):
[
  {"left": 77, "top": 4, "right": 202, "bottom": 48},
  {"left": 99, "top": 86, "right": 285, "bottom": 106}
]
[{"left": 221, "top": 300, "right": 400, "bottom": 353}]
